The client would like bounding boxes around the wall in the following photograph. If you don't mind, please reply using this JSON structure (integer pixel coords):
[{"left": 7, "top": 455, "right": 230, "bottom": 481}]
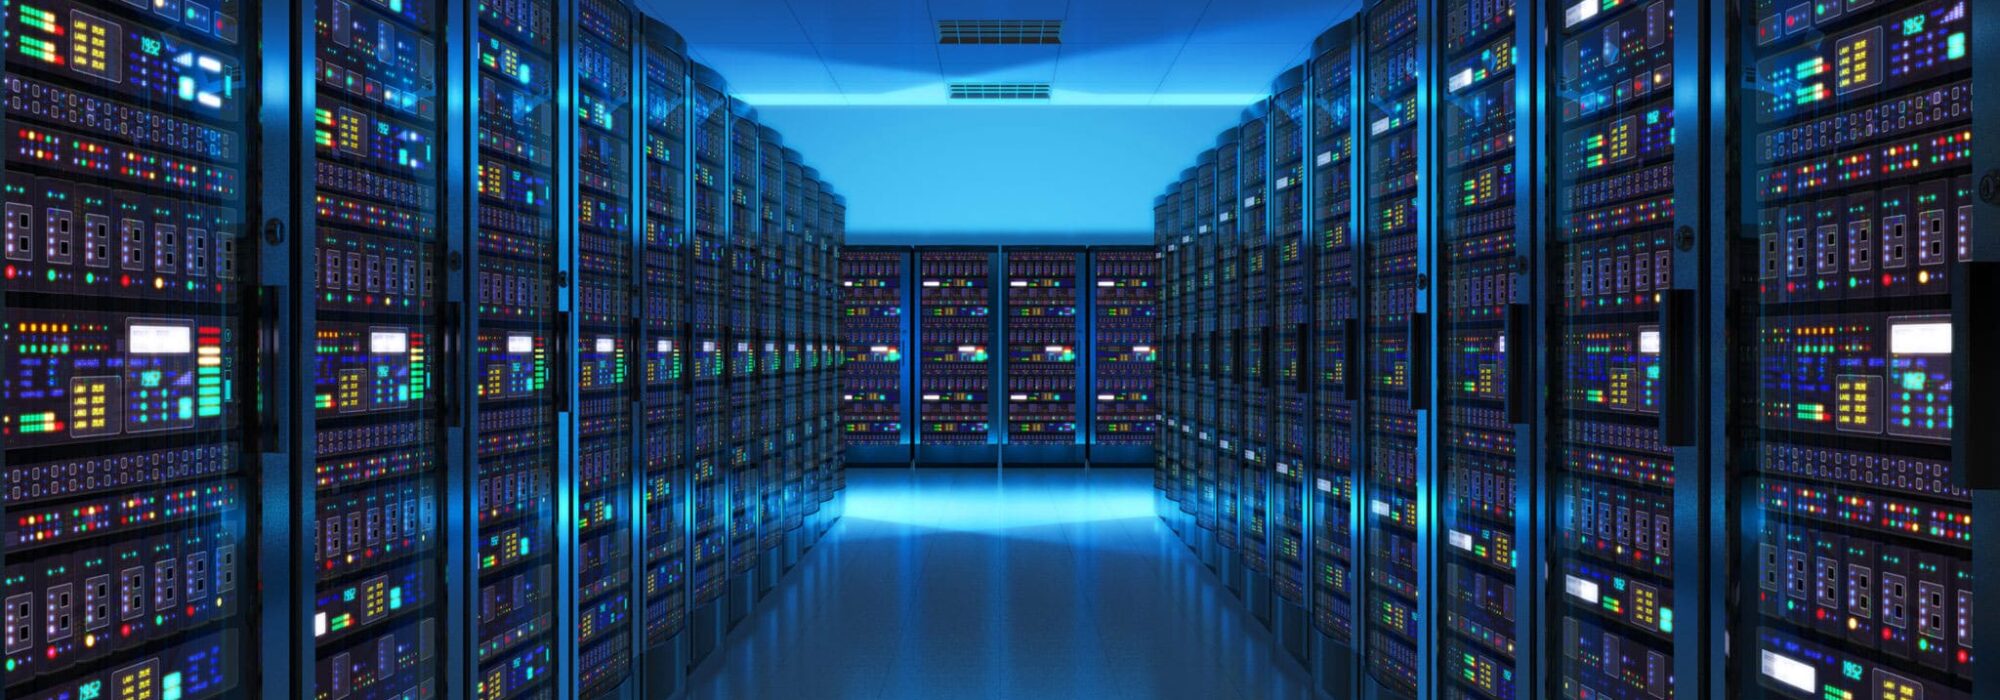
[{"left": 750, "top": 105, "right": 1250, "bottom": 244}]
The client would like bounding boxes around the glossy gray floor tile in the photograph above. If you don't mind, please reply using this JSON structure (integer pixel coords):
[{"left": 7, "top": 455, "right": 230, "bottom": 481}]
[{"left": 680, "top": 468, "right": 1319, "bottom": 700}]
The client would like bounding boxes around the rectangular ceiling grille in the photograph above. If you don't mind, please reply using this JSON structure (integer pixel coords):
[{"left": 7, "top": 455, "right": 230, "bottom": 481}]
[
  {"left": 937, "top": 20, "right": 1062, "bottom": 45},
  {"left": 948, "top": 83, "right": 1053, "bottom": 100}
]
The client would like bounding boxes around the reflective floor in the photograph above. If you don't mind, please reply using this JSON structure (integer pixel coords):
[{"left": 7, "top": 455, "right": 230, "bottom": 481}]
[{"left": 683, "top": 468, "right": 1319, "bottom": 699}]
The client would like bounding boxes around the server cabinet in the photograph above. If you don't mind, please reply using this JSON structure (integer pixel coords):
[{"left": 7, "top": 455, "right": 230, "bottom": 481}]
[
  {"left": 753, "top": 125, "right": 786, "bottom": 595},
  {"left": 1155, "top": 197, "right": 1184, "bottom": 511},
  {"left": 636, "top": 19, "right": 691, "bottom": 699},
  {"left": 1002, "top": 248, "right": 1085, "bottom": 465},
  {"left": 1, "top": 0, "right": 267, "bottom": 695},
  {"left": 800, "top": 171, "right": 827, "bottom": 534},
  {"left": 1434, "top": 0, "right": 1536, "bottom": 697},
  {"left": 1238, "top": 107, "right": 1276, "bottom": 619},
  {"left": 915, "top": 248, "right": 999, "bottom": 466},
  {"left": 685, "top": 65, "right": 729, "bottom": 664},
  {"left": 842, "top": 248, "right": 915, "bottom": 465},
  {"left": 1731, "top": 0, "right": 1979, "bottom": 698},
  {"left": 1204, "top": 142, "right": 1235, "bottom": 573},
  {"left": 1087, "top": 247, "right": 1159, "bottom": 467},
  {"left": 1176, "top": 167, "right": 1203, "bottom": 538},
  {"left": 468, "top": 0, "right": 565, "bottom": 694},
  {"left": 571, "top": 0, "right": 638, "bottom": 694},
  {"left": 780, "top": 149, "right": 809, "bottom": 552},
  {"left": 1309, "top": 21, "right": 1363, "bottom": 698},
  {"left": 300, "top": 0, "right": 456, "bottom": 692},
  {"left": 1359, "top": 0, "right": 1429, "bottom": 696},
  {"left": 1543, "top": 0, "right": 1709, "bottom": 695},
  {"left": 1271, "top": 68, "right": 1314, "bottom": 664},
  {"left": 820, "top": 192, "right": 846, "bottom": 518},
  {"left": 721, "top": 99, "right": 760, "bottom": 626}
]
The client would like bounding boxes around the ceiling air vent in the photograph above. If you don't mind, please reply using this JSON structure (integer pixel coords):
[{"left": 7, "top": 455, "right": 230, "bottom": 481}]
[
  {"left": 948, "top": 82, "right": 1052, "bottom": 100},
  {"left": 937, "top": 20, "right": 1062, "bottom": 45}
]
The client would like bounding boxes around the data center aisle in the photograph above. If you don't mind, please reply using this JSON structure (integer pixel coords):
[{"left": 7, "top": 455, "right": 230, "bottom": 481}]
[{"left": 683, "top": 468, "right": 1317, "bottom": 699}]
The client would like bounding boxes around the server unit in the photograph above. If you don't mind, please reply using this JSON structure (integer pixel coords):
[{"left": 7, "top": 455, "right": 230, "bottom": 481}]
[
  {"left": 1087, "top": 247, "right": 1160, "bottom": 467},
  {"left": 915, "top": 248, "right": 1000, "bottom": 465},
  {"left": 1002, "top": 248, "right": 1085, "bottom": 465},
  {"left": 841, "top": 248, "right": 915, "bottom": 464},
  {"left": 1309, "top": 22, "right": 1362, "bottom": 698}
]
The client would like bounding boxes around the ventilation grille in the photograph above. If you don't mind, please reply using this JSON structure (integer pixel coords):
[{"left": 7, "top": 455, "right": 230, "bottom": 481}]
[
  {"left": 937, "top": 20, "right": 1062, "bottom": 45},
  {"left": 948, "top": 82, "right": 1052, "bottom": 100}
]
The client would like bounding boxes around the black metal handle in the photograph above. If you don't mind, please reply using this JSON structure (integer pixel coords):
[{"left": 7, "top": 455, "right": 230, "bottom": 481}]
[
  {"left": 1659, "top": 289, "right": 1696, "bottom": 447},
  {"left": 1343, "top": 318, "right": 1361, "bottom": 402},
  {"left": 556, "top": 310, "right": 573, "bottom": 414},
  {"left": 1408, "top": 312, "right": 1430, "bottom": 411},
  {"left": 442, "top": 302, "right": 463, "bottom": 428},
  {"left": 1505, "top": 303, "right": 1530, "bottom": 425},
  {"left": 1954, "top": 262, "right": 1996, "bottom": 487},
  {"left": 247, "top": 285, "right": 282, "bottom": 454},
  {"left": 1295, "top": 322, "right": 1312, "bottom": 395}
]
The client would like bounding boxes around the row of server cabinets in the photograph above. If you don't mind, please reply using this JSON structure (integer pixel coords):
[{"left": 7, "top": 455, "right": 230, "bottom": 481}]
[
  {"left": 840, "top": 246, "right": 1159, "bottom": 467},
  {"left": 1155, "top": 0, "right": 1999, "bottom": 699},
  {"left": 0, "top": 0, "right": 849, "bottom": 699}
]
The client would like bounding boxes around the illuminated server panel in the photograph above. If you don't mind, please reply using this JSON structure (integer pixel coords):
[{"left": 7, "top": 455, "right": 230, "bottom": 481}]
[
  {"left": 306, "top": 0, "right": 447, "bottom": 693},
  {"left": 916, "top": 249, "right": 997, "bottom": 464},
  {"left": 1269, "top": 71, "right": 1312, "bottom": 656},
  {"left": 571, "top": 0, "right": 636, "bottom": 694},
  {"left": 1178, "top": 168, "right": 1205, "bottom": 530},
  {"left": 1735, "top": 0, "right": 1975, "bottom": 698},
  {"left": 1153, "top": 197, "right": 1183, "bottom": 506},
  {"left": 1309, "top": 22, "right": 1361, "bottom": 661},
  {"left": 1203, "top": 143, "right": 1232, "bottom": 545},
  {"left": 842, "top": 249, "right": 912, "bottom": 462},
  {"left": 1003, "top": 249, "right": 1084, "bottom": 462},
  {"left": 779, "top": 151, "right": 806, "bottom": 533},
  {"left": 1088, "top": 248, "right": 1158, "bottom": 465},
  {"left": 819, "top": 192, "right": 846, "bottom": 507},
  {"left": 471, "top": 0, "right": 561, "bottom": 695},
  {"left": 1360, "top": 0, "right": 1425, "bottom": 694},
  {"left": 798, "top": 172, "right": 826, "bottom": 511},
  {"left": 723, "top": 101, "right": 760, "bottom": 589},
  {"left": 687, "top": 67, "right": 729, "bottom": 628},
  {"left": 636, "top": 18, "right": 690, "bottom": 681},
  {"left": 1547, "top": 0, "right": 1680, "bottom": 695},
  {"left": 754, "top": 127, "right": 784, "bottom": 568},
  {"left": 1436, "top": 0, "right": 1529, "bottom": 697},
  {"left": 1238, "top": 107, "right": 1274, "bottom": 594},
  {"left": 0, "top": 0, "right": 254, "bottom": 694}
]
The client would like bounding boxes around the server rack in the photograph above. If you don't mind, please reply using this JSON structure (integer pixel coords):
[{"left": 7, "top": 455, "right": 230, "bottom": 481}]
[
  {"left": 1001, "top": 247, "right": 1086, "bottom": 465},
  {"left": 751, "top": 125, "right": 784, "bottom": 597},
  {"left": 636, "top": 18, "right": 691, "bottom": 700},
  {"left": 571, "top": 0, "right": 638, "bottom": 694},
  {"left": 1309, "top": 22, "right": 1363, "bottom": 699},
  {"left": 914, "top": 247, "right": 1000, "bottom": 466},
  {"left": 0, "top": 0, "right": 270, "bottom": 696},
  {"left": 1434, "top": 0, "right": 1537, "bottom": 697},
  {"left": 1154, "top": 197, "right": 1182, "bottom": 507},
  {"left": 1087, "top": 247, "right": 1159, "bottom": 467},
  {"left": 1176, "top": 167, "right": 1202, "bottom": 539},
  {"left": 1358, "top": 0, "right": 1430, "bottom": 696},
  {"left": 821, "top": 192, "right": 847, "bottom": 519},
  {"left": 1731, "top": 0, "right": 1980, "bottom": 699},
  {"left": 685, "top": 64, "right": 730, "bottom": 665},
  {"left": 1271, "top": 68, "right": 1314, "bottom": 665},
  {"left": 1239, "top": 105, "right": 1277, "bottom": 622},
  {"left": 801, "top": 170, "right": 829, "bottom": 538},
  {"left": 842, "top": 248, "right": 916, "bottom": 466},
  {"left": 779, "top": 148, "right": 808, "bottom": 559},
  {"left": 720, "top": 98, "right": 760, "bottom": 627}
]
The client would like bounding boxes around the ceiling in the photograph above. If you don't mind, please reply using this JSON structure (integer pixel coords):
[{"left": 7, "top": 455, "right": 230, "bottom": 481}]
[{"left": 636, "top": 0, "right": 1362, "bottom": 106}]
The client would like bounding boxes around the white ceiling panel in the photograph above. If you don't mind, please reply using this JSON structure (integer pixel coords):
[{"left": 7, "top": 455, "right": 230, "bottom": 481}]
[
  {"left": 789, "top": 0, "right": 936, "bottom": 44},
  {"left": 1053, "top": 43, "right": 1182, "bottom": 87},
  {"left": 1059, "top": 0, "right": 1210, "bottom": 43},
  {"left": 818, "top": 44, "right": 944, "bottom": 85},
  {"left": 1157, "top": 43, "right": 1309, "bottom": 94},
  {"left": 635, "top": 0, "right": 809, "bottom": 43},
  {"left": 1185, "top": 0, "right": 1345, "bottom": 44},
  {"left": 687, "top": 45, "right": 840, "bottom": 92},
  {"left": 924, "top": 0, "right": 1069, "bottom": 19},
  {"left": 937, "top": 45, "right": 1060, "bottom": 82}
]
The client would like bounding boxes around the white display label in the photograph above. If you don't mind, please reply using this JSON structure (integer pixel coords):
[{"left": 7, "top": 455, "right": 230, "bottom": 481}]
[
  {"left": 1890, "top": 320, "right": 1953, "bottom": 355},
  {"left": 1011, "top": 280, "right": 1029, "bottom": 287},
  {"left": 1011, "top": 394, "right": 1029, "bottom": 401},
  {"left": 1316, "top": 478, "right": 1333, "bottom": 493},
  {"left": 314, "top": 611, "right": 329, "bottom": 637},
  {"left": 923, "top": 394, "right": 942, "bottom": 401},
  {"left": 1759, "top": 650, "right": 1816, "bottom": 693},
  {"left": 923, "top": 280, "right": 941, "bottom": 287},
  {"left": 1448, "top": 68, "right": 1475, "bottom": 92},
  {"left": 1449, "top": 529, "right": 1474, "bottom": 551},
  {"left": 370, "top": 331, "right": 409, "bottom": 354},
  {"left": 1098, "top": 394, "right": 1116, "bottom": 401},
  {"left": 657, "top": 339, "right": 671, "bottom": 353},
  {"left": 1220, "top": 439, "right": 1232, "bottom": 449},
  {"left": 1638, "top": 329, "right": 1662, "bottom": 355},
  {"left": 1134, "top": 345, "right": 1152, "bottom": 353},
  {"left": 1370, "top": 500, "right": 1392, "bottom": 517},
  {"left": 958, "top": 345, "right": 978, "bottom": 353},
  {"left": 1565, "top": 0, "right": 1598, "bottom": 27},
  {"left": 1098, "top": 280, "right": 1116, "bottom": 287},
  {"left": 508, "top": 334, "right": 534, "bottom": 354},
  {"left": 870, "top": 345, "right": 891, "bottom": 353},
  {"left": 1372, "top": 117, "right": 1392, "bottom": 135},
  {"left": 1566, "top": 574, "right": 1600, "bottom": 604},
  {"left": 129, "top": 323, "right": 193, "bottom": 355},
  {"left": 1317, "top": 151, "right": 1334, "bottom": 166},
  {"left": 1276, "top": 463, "right": 1290, "bottom": 475},
  {"left": 1045, "top": 345, "right": 1064, "bottom": 353}
]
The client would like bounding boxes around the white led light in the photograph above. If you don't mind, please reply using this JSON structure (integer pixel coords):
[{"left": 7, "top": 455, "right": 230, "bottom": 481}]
[
  {"left": 1449, "top": 68, "right": 1475, "bottom": 92},
  {"left": 923, "top": 280, "right": 941, "bottom": 287},
  {"left": 657, "top": 339, "right": 671, "bottom": 353},
  {"left": 596, "top": 337, "right": 615, "bottom": 353},
  {"left": 1565, "top": 0, "right": 1598, "bottom": 27},
  {"left": 1890, "top": 320, "right": 1952, "bottom": 355},
  {"left": 129, "top": 323, "right": 193, "bottom": 354},
  {"left": 1566, "top": 574, "right": 1599, "bottom": 604},
  {"left": 958, "top": 345, "right": 977, "bottom": 353},
  {"left": 923, "top": 394, "right": 942, "bottom": 401},
  {"left": 1316, "top": 478, "right": 1333, "bottom": 493},
  {"left": 1317, "top": 152, "right": 1334, "bottom": 166},
  {"left": 1010, "top": 394, "right": 1029, "bottom": 401},
  {"left": 508, "top": 334, "right": 534, "bottom": 354},
  {"left": 1759, "top": 650, "right": 1816, "bottom": 693},
  {"left": 1098, "top": 280, "right": 1116, "bottom": 287},
  {"left": 1371, "top": 500, "right": 1392, "bottom": 517},
  {"left": 871, "top": 345, "right": 890, "bottom": 353},
  {"left": 1134, "top": 346, "right": 1152, "bottom": 353},
  {"left": 314, "top": 611, "right": 329, "bottom": 637},
  {"left": 370, "top": 331, "right": 409, "bottom": 354},
  {"left": 1045, "top": 345, "right": 1064, "bottom": 353},
  {"left": 1011, "top": 280, "right": 1029, "bottom": 287},
  {"left": 197, "top": 55, "right": 223, "bottom": 72},
  {"left": 1372, "top": 117, "right": 1392, "bottom": 135},
  {"left": 1276, "top": 462, "right": 1290, "bottom": 475},
  {"left": 1638, "top": 329, "right": 1662, "bottom": 354},
  {"left": 1449, "top": 529, "right": 1474, "bottom": 551},
  {"left": 1097, "top": 394, "right": 1115, "bottom": 401}
]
